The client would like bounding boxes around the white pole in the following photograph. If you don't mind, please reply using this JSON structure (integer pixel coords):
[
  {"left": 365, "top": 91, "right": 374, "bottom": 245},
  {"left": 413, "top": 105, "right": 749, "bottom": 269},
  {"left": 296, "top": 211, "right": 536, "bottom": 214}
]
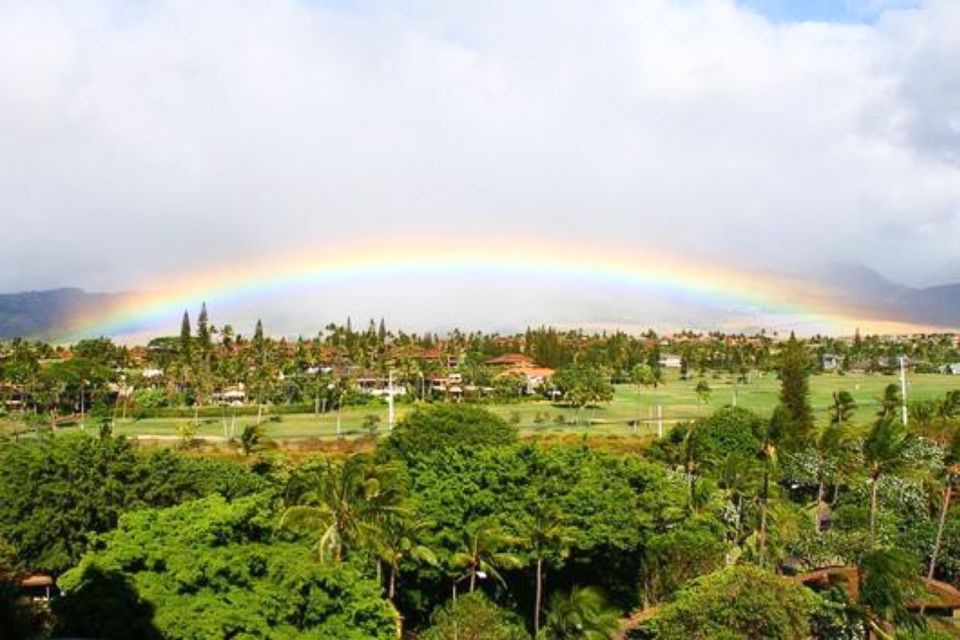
[
  {"left": 899, "top": 356, "right": 908, "bottom": 427},
  {"left": 387, "top": 371, "right": 395, "bottom": 431}
]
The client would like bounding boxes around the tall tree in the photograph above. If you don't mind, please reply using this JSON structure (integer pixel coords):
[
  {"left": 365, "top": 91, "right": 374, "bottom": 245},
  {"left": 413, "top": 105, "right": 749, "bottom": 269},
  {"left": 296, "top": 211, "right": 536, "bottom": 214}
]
[
  {"left": 927, "top": 426, "right": 960, "bottom": 581},
  {"left": 179, "top": 311, "right": 192, "bottom": 365},
  {"left": 778, "top": 333, "right": 814, "bottom": 451},
  {"left": 521, "top": 504, "right": 574, "bottom": 637},
  {"left": 196, "top": 302, "right": 212, "bottom": 364},
  {"left": 862, "top": 418, "right": 915, "bottom": 550},
  {"left": 756, "top": 407, "right": 786, "bottom": 568},
  {"left": 280, "top": 456, "right": 408, "bottom": 563},
  {"left": 450, "top": 519, "right": 521, "bottom": 593}
]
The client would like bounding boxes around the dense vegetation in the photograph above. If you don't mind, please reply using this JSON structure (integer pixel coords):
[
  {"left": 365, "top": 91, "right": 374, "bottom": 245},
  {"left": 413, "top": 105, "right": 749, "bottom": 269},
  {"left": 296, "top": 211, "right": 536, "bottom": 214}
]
[{"left": 1, "top": 321, "right": 959, "bottom": 639}]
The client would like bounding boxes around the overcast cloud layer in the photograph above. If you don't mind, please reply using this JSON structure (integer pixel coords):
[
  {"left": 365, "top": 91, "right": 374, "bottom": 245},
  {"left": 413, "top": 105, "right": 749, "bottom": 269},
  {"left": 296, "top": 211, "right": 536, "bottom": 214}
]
[{"left": 1, "top": 0, "right": 959, "bottom": 304}]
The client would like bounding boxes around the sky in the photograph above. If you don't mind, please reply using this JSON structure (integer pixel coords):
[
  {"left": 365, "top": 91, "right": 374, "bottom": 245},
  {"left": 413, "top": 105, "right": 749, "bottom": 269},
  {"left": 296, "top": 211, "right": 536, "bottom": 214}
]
[{"left": 1, "top": 0, "right": 958, "bottom": 335}]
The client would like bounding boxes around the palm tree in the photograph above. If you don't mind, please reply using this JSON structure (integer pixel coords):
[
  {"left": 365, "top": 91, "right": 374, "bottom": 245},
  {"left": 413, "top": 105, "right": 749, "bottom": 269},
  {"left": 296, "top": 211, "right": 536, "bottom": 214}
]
[
  {"left": 862, "top": 418, "right": 915, "bottom": 550},
  {"left": 908, "top": 399, "right": 937, "bottom": 431},
  {"left": 756, "top": 407, "right": 787, "bottom": 568},
  {"left": 521, "top": 505, "right": 575, "bottom": 637},
  {"left": 877, "top": 384, "right": 901, "bottom": 420},
  {"left": 831, "top": 390, "right": 857, "bottom": 425},
  {"left": 540, "top": 585, "right": 620, "bottom": 640},
  {"left": 238, "top": 423, "right": 263, "bottom": 456},
  {"left": 927, "top": 426, "right": 960, "bottom": 581},
  {"left": 374, "top": 513, "right": 438, "bottom": 601},
  {"left": 856, "top": 548, "right": 922, "bottom": 640},
  {"left": 279, "top": 455, "right": 408, "bottom": 563},
  {"left": 451, "top": 519, "right": 522, "bottom": 593}
]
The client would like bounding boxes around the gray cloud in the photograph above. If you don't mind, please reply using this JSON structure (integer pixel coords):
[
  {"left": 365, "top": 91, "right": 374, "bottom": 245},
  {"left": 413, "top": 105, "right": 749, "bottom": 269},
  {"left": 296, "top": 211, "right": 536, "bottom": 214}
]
[{"left": 0, "top": 0, "right": 958, "bottom": 332}]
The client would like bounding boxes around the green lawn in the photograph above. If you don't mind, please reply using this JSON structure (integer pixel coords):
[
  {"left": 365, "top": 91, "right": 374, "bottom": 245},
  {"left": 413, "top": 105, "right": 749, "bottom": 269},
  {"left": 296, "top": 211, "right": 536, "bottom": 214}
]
[{"left": 3, "top": 372, "right": 957, "bottom": 442}]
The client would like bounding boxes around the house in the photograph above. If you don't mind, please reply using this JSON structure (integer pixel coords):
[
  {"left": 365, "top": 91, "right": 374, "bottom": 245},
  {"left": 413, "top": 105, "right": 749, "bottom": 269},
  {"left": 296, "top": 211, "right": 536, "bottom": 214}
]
[
  {"left": 798, "top": 566, "right": 960, "bottom": 618},
  {"left": 484, "top": 353, "right": 535, "bottom": 367},
  {"left": 822, "top": 354, "right": 843, "bottom": 371},
  {"left": 946, "top": 363, "right": 960, "bottom": 375},
  {"left": 496, "top": 365, "right": 555, "bottom": 394},
  {"left": 658, "top": 354, "right": 682, "bottom": 369},
  {"left": 213, "top": 384, "right": 246, "bottom": 406}
]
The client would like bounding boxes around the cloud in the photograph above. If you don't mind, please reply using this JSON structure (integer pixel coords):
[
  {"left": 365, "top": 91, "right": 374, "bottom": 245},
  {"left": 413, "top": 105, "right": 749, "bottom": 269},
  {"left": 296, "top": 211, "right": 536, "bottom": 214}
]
[{"left": 0, "top": 0, "right": 958, "bottom": 331}]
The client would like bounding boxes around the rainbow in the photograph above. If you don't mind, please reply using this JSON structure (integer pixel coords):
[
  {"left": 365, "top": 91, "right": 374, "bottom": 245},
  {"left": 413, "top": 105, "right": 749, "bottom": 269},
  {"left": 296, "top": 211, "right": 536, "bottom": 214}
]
[{"left": 63, "top": 238, "right": 932, "bottom": 339}]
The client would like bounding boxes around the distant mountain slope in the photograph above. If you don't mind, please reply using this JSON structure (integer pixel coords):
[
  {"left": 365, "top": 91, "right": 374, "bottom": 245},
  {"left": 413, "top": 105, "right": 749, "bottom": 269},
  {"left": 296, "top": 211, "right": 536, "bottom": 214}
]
[
  {"left": 0, "top": 288, "right": 126, "bottom": 339},
  {"left": 819, "top": 265, "right": 960, "bottom": 327}
]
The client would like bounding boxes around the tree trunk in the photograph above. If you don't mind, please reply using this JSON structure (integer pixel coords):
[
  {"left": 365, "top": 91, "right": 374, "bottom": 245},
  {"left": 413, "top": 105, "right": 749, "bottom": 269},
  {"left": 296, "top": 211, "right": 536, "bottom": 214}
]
[
  {"left": 759, "top": 469, "right": 768, "bottom": 568},
  {"left": 469, "top": 564, "right": 477, "bottom": 592},
  {"left": 534, "top": 558, "right": 543, "bottom": 637},
  {"left": 869, "top": 474, "right": 880, "bottom": 551},
  {"left": 388, "top": 566, "right": 397, "bottom": 601},
  {"left": 815, "top": 476, "right": 825, "bottom": 531},
  {"left": 927, "top": 476, "right": 952, "bottom": 580}
]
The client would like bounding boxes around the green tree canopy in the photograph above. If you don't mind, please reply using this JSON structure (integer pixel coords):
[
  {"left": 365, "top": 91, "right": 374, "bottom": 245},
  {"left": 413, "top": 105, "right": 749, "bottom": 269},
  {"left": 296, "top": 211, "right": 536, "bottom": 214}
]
[
  {"left": 56, "top": 494, "right": 397, "bottom": 640},
  {"left": 0, "top": 434, "right": 267, "bottom": 572},
  {"left": 420, "top": 591, "right": 529, "bottom": 640},
  {"left": 648, "top": 566, "right": 820, "bottom": 640},
  {"left": 378, "top": 404, "right": 518, "bottom": 462}
]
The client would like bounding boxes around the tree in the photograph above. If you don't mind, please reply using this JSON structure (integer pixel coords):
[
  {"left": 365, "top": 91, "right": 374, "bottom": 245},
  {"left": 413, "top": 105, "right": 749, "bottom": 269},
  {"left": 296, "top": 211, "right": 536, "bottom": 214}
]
[
  {"left": 695, "top": 380, "right": 711, "bottom": 405},
  {"left": 862, "top": 418, "right": 915, "bottom": 550},
  {"left": 0, "top": 434, "right": 267, "bottom": 572},
  {"left": 648, "top": 566, "right": 818, "bottom": 640},
  {"left": 927, "top": 427, "right": 960, "bottom": 581},
  {"left": 373, "top": 513, "right": 438, "bottom": 602},
  {"left": 420, "top": 592, "right": 529, "bottom": 640},
  {"left": 378, "top": 404, "right": 518, "bottom": 463},
  {"left": 551, "top": 366, "right": 614, "bottom": 410},
  {"left": 238, "top": 423, "right": 264, "bottom": 456},
  {"left": 178, "top": 311, "right": 192, "bottom": 365},
  {"left": 631, "top": 363, "right": 656, "bottom": 389},
  {"left": 541, "top": 585, "right": 620, "bottom": 640},
  {"left": 55, "top": 494, "right": 397, "bottom": 640},
  {"left": 451, "top": 519, "right": 522, "bottom": 593},
  {"left": 831, "top": 390, "right": 857, "bottom": 425},
  {"left": 280, "top": 455, "right": 408, "bottom": 563},
  {"left": 196, "top": 302, "right": 211, "bottom": 359},
  {"left": 857, "top": 548, "right": 923, "bottom": 638},
  {"left": 878, "top": 384, "right": 902, "bottom": 420},
  {"left": 520, "top": 504, "right": 575, "bottom": 636},
  {"left": 756, "top": 407, "right": 786, "bottom": 568},
  {"left": 778, "top": 333, "right": 814, "bottom": 451}
]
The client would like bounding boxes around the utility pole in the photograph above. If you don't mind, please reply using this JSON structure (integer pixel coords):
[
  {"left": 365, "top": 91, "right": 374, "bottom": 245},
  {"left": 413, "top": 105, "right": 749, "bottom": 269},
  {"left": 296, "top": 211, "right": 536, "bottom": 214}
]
[
  {"left": 899, "top": 356, "right": 908, "bottom": 427},
  {"left": 387, "top": 370, "right": 396, "bottom": 431}
]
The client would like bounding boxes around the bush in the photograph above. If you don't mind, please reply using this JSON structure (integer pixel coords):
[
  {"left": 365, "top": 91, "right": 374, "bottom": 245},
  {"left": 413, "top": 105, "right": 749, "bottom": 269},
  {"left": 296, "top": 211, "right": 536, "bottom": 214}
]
[
  {"left": 419, "top": 592, "right": 529, "bottom": 640},
  {"left": 648, "top": 566, "right": 819, "bottom": 640}
]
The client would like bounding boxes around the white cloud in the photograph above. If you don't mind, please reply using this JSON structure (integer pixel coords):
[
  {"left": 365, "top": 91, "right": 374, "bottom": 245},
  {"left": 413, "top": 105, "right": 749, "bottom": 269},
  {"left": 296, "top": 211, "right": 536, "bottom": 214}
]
[{"left": 0, "top": 0, "right": 958, "bottom": 327}]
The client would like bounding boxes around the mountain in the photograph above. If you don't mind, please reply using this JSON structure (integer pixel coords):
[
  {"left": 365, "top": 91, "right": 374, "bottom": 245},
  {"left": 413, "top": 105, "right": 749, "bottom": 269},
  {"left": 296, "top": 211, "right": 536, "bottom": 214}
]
[
  {"left": 818, "top": 264, "right": 960, "bottom": 327},
  {"left": 0, "top": 288, "right": 126, "bottom": 340}
]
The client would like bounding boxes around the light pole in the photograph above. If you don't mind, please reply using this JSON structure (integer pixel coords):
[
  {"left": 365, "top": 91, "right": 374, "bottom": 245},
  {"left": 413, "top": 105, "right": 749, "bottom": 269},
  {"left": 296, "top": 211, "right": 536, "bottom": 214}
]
[{"left": 899, "top": 356, "right": 908, "bottom": 427}]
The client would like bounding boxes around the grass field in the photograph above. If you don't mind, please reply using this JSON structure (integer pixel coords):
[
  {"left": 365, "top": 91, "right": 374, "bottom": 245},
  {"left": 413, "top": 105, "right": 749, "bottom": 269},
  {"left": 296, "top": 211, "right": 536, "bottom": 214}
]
[{"left": 5, "top": 371, "right": 956, "bottom": 443}]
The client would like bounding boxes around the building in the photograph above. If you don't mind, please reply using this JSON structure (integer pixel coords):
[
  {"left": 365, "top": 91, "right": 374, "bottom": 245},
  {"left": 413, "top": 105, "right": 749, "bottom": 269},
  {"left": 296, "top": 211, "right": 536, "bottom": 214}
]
[
  {"left": 484, "top": 353, "right": 535, "bottom": 367},
  {"left": 658, "top": 354, "right": 682, "bottom": 369},
  {"left": 496, "top": 365, "right": 555, "bottom": 394},
  {"left": 821, "top": 354, "right": 843, "bottom": 371}
]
